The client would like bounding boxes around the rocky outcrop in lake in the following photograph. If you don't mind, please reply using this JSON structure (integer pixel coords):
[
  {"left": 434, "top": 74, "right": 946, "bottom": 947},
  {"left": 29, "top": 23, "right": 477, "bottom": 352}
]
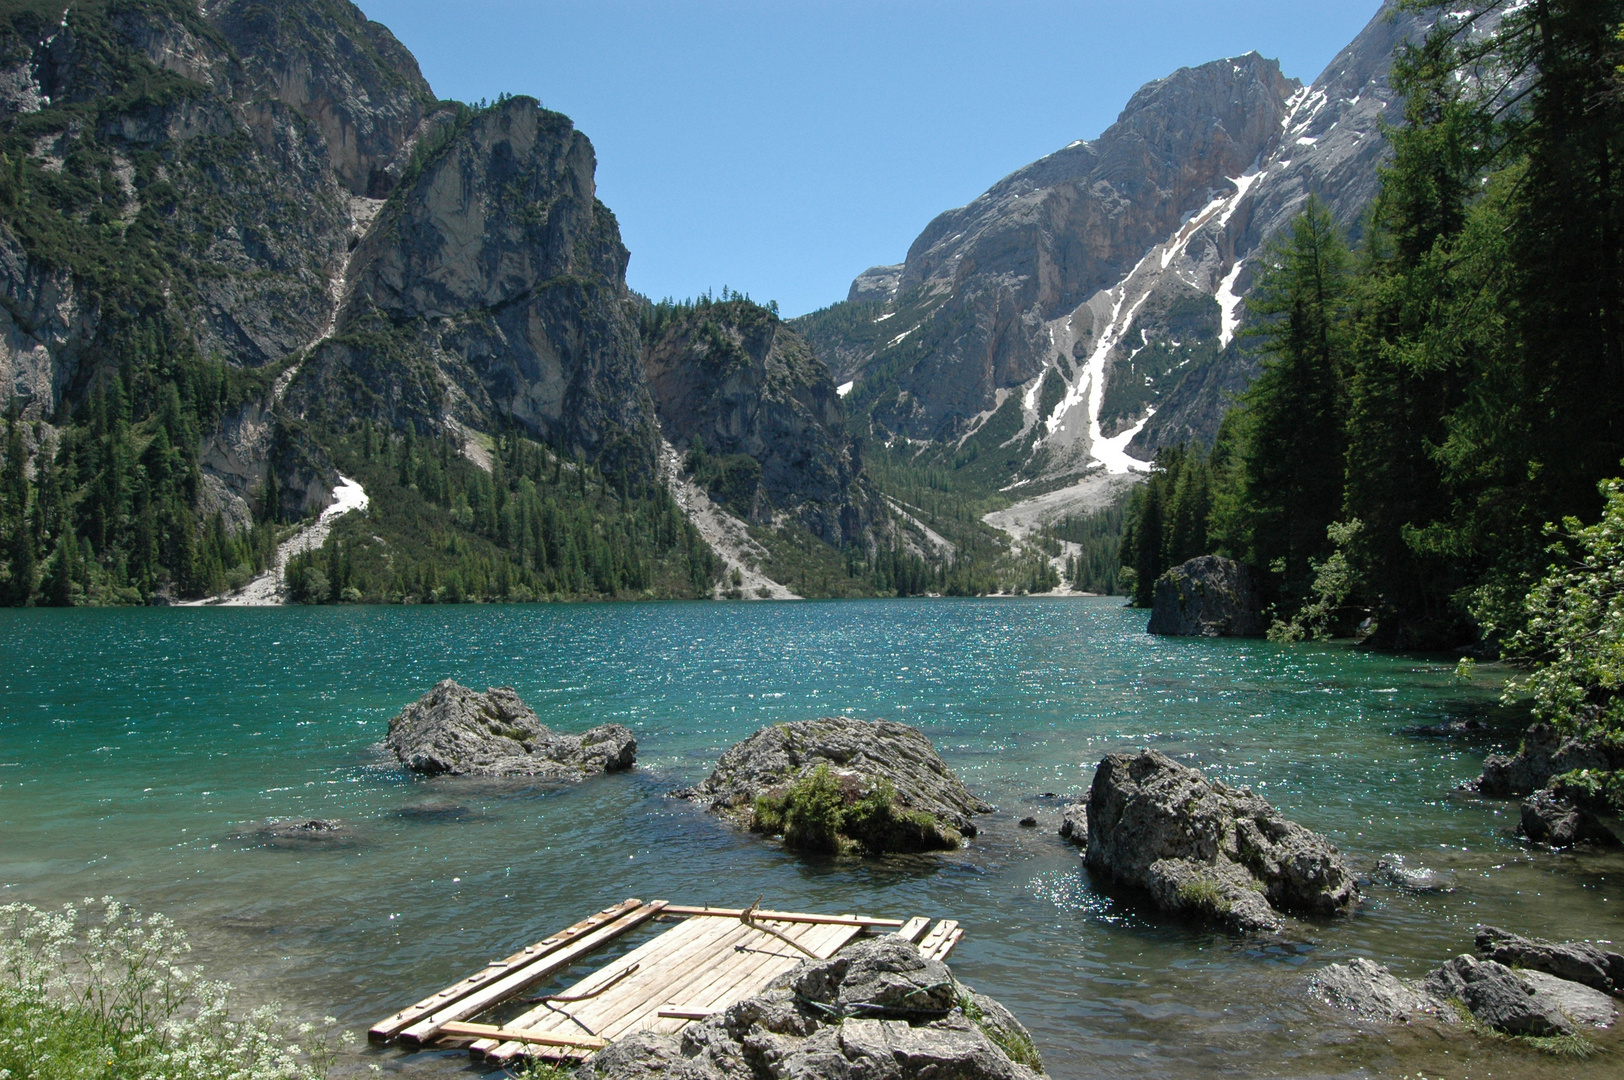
[
  {"left": 591, "top": 935, "right": 1044, "bottom": 1080},
  {"left": 386, "top": 680, "right": 635, "bottom": 779},
  {"left": 1311, "top": 926, "right": 1621, "bottom": 1037},
  {"left": 1083, "top": 750, "right": 1358, "bottom": 933},
  {"left": 1146, "top": 556, "right": 1263, "bottom": 637},
  {"left": 679, "top": 718, "right": 991, "bottom": 852}
]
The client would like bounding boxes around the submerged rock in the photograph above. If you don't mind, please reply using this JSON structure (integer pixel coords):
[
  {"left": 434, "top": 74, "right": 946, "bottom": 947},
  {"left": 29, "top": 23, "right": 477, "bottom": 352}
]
[
  {"left": 1519, "top": 789, "right": 1621, "bottom": 849},
  {"left": 1397, "top": 718, "right": 1486, "bottom": 738},
  {"left": 590, "top": 936, "right": 1043, "bottom": 1080},
  {"left": 240, "top": 818, "right": 354, "bottom": 849},
  {"left": 386, "top": 680, "right": 635, "bottom": 779},
  {"left": 1146, "top": 556, "right": 1264, "bottom": 637},
  {"left": 1309, "top": 958, "right": 1450, "bottom": 1024},
  {"left": 1083, "top": 750, "right": 1359, "bottom": 933},
  {"left": 1476, "top": 926, "right": 1624, "bottom": 996},
  {"left": 678, "top": 718, "right": 991, "bottom": 851},
  {"left": 1371, "top": 853, "right": 1456, "bottom": 894},
  {"left": 1475, "top": 723, "right": 1613, "bottom": 797}
]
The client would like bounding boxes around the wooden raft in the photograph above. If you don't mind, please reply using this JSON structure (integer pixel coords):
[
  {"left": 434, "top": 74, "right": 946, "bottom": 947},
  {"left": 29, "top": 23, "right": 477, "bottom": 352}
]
[{"left": 370, "top": 899, "right": 963, "bottom": 1062}]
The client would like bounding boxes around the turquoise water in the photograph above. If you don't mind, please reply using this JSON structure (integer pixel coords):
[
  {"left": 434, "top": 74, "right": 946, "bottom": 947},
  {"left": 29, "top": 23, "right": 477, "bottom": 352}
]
[{"left": 2, "top": 598, "right": 1620, "bottom": 1078}]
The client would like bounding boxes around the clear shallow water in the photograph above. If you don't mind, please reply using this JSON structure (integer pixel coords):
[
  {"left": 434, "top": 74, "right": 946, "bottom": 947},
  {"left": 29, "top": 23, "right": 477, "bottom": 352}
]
[{"left": 2, "top": 598, "right": 1621, "bottom": 1079}]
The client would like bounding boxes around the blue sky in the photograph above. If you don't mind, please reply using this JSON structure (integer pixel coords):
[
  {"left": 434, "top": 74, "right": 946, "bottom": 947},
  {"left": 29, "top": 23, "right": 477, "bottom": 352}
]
[{"left": 359, "top": 2, "right": 1384, "bottom": 316}]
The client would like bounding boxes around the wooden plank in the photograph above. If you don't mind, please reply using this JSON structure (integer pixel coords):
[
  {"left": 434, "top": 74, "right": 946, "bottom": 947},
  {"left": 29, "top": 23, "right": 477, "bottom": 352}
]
[
  {"left": 497, "top": 917, "right": 785, "bottom": 1059},
  {"left": 631, "top": 921, "right": 818, "bottom": 1030},
  {"left": 398, "top": 900, "right": 668, "bottom": 1045},
  {"left": 916, "top": 919, "right": 951, "bottom": 957},
  {"left": 643, "top": 920, "right": 860, "bottom": 1035},
  {"left": 506, "top": 919, "right": 865, "bottom": 1064},
  {"left": 918, "top": 920, "right": 959, "bottom": 961},
  {"left": 435, "top": 1021, "right": 607, "bottom": 1050},
  {"left": 370, "top": 899, "right": 643, "bottom": 1043},
  {"left": 895, "top": 916, "right": 930, "bottom": 944},
  {"left": 661, "top": 906, "right": 902, "bottom": 928},
  {"left": 478, "top": 915, "right": 747, "bottom": 1061},
  {"left": 930, "top": 926, "right": 964, "bottom": 962}
]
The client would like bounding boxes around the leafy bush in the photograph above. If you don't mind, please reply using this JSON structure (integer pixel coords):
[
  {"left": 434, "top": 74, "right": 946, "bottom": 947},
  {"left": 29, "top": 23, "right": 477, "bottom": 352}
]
[
  {"left": 0, "top": 897, "right": 345, "bottom": 1080},
  {"left": 751, "top": 765, "right": 959, "bottom": 856},
  {"left": 1504, "top": 477, "right": 1624, "bottom": 740}
]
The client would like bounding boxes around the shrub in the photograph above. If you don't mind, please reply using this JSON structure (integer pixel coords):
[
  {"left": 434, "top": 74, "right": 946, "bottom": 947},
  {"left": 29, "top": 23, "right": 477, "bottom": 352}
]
[
  {"left": 0, "top": 897, "right": 345, "bottom": 1080},
  {"left": 751, "top": 766, "right": 959, "bottom": 856},
  {"left": 1505, "top": 477, "right": 1624, "bottom": 740}
]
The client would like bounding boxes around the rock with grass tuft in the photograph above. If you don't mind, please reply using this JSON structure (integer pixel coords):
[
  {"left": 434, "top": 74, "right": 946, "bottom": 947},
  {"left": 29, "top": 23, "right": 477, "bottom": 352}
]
[
  {"left": 1083, "top": 749, "right": 1359, "bottom": 933},
  {"left": 678, "top": 717, "right": 990, "bottom": 854}
]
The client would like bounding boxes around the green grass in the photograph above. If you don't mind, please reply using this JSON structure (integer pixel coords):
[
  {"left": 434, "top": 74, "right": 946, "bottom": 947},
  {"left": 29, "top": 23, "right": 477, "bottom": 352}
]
[
  {"left": 751, "top": 764, "right": 960, "bottom": 856},
  {"left": 956, "top": 991, "right": 1044, "bottom": 1072}
]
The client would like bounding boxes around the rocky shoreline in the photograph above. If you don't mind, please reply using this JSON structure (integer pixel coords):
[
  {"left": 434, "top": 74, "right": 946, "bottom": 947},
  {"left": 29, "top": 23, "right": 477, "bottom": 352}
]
[{"left": 360, "top": 677, "right": 1624, "bottom": 1067}]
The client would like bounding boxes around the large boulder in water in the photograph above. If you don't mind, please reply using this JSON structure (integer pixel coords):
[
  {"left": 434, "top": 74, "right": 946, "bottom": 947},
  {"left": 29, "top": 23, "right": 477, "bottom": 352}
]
[
  {"left": 678, "top": 717, "right": 992, "bottom": 851},
  {"left": 1083, "top": 750, "right": 1359, "bottom": 933},
  {"left": 386, "top": 680, "right": 635, "bottom": 778},
  {"left": 590, "top": 935, "right": 1044, "bottom": 1080},
  {"left": 1146, "top": 556, "right": 1263, "bottom": 637}
]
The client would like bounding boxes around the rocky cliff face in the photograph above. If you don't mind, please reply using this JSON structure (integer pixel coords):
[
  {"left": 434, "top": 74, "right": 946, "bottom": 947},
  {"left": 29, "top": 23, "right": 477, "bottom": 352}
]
[
  {"left": 205, "top": 0, "right": 436, "bottom": 198},
  {"left": 292, "top": 96, "right": 661, "bottom": 479},
  {"left": 799, "top": 2, "right": 1425, "bottom": 485},
  {"left": 0, "top": 0, "right": 671, "bottom": 531},
  {"left": 643, "top": 300, "right": 874, "bottom": 544}
]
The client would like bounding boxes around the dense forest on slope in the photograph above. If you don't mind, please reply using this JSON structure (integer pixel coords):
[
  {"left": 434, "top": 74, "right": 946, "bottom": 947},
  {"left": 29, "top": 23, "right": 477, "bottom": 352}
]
[
  {"left": 1121, "top": 0, "right": 1624, "bottom": 650},
  {"left": 284, "top": 424, "right": 719, "bottom": 603}
]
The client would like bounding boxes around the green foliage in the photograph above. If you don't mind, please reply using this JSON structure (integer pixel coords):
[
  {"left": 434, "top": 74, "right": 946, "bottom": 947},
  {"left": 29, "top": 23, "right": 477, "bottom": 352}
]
[
  {"left": 283, "top": 423, "right": 720, "bottom": 604},
  {"left": 1175, "top": 876, "right": 1231, "bottom": 915},
  {"left": 1119, "top": 444, "right": 1223, "bottom": 607},
  {"left": 753, "top": 763, "right": 849, "bottom": 854},
  {"left": 1047, "top": 503, "right": 1127, "bottom": 595},
  {"left": 1503, "top": 477, "right": 1624, "bottom": 739},
  {"left": 751, "top": 764, "right": 959, "bottom": 856},
  {"left": 0, "top": 398, "right": 277, "bottom": 606},
  {"left": 1547, "top": 768, "right": 1624, "bottom": 814},
  {"left": 1267, "top": 519, "right": 1366, "bottom": 642},
  {"left": 1229, "top": 197, "right": 1353, "bottom": 606},
  {"left": 0, "top": 897, "right": 343, "bottom": 1080},
  {"left": 685, "top": 441, "right": 763, "bottom": 519}
]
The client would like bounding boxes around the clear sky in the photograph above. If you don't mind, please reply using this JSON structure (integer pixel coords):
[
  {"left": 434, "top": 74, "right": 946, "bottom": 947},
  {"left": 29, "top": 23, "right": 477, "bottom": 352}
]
[{"left": 358, "top": 2, "right": 1385, "bottom": 317}]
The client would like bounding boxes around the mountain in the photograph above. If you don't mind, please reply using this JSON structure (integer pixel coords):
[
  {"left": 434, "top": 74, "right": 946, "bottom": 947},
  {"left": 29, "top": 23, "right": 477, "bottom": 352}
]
[
  {"left": 641, "top": 298, "right": 878, "bottom": 548},
  {"left": 0, "top": 0, "right": 881, "bottom": 604},
  {"left": 797, "top": 1, "right": 1425, "bottom": 489}
]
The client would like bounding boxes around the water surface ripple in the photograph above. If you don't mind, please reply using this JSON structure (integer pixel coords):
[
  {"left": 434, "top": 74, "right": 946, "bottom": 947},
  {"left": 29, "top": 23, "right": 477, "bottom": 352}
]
[{"left": 2, "top": 599, "right": 1618, "bottom": 1078}]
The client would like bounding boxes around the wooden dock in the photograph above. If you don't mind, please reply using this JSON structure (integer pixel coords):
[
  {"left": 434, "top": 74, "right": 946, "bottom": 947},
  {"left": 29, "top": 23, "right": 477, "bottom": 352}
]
[{"left": 370, "top": 899, "right": 963, "bottom": 1062}]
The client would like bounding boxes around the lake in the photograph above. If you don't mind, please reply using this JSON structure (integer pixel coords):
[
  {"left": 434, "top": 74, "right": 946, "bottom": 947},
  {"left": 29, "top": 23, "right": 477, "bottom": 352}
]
[{"left": 2, "top": 598, "right": 1619, "bottom": 1078}]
